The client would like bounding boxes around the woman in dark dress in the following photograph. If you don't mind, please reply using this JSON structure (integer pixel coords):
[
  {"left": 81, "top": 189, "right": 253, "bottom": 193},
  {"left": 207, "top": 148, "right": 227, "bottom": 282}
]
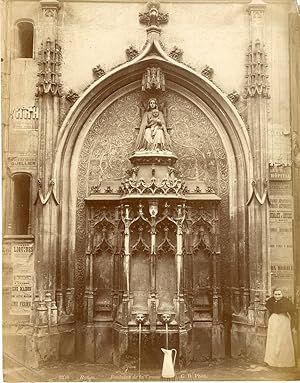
[{"left": 264, "top": 288, "right": 296, "bottom": 367}]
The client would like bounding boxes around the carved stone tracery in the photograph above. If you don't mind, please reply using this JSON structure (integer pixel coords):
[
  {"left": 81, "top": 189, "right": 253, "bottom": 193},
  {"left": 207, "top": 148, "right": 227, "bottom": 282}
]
[
  {"left": 36, "top": 38, "right": 62, "bottom": 97},
  {"left": 44, "top": 8, "right": 57, "bottom": 17},
  {"left": 76, "top": 90, "right": 229, "bottom": 327},
  {"left": 40, "top": 0, "right": 60, "bottom": 19},
  {"left": 142, "top": 67, "right": 166, "bottom": 92},
  {"left": 244, "top": 39, "right": 270, "bottom": 98},
  {"left": 120, "top": 175, "right": 186, "bottom": 196}
]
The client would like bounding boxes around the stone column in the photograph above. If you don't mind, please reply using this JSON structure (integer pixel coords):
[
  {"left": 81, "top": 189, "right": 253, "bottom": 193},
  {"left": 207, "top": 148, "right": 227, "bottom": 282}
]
[
  {"left": 149, "top": 214, "right": 157, "bottom": 332},
  {"left": 83, "top": 212, "right": 94, "bottom": 324},
  {"left": 245, "top": 0, "right": 271, "bottom": 305},
  {"left": 113, "top": 206, "right": 121, "bottom": 313},
  {"left": 84, "top": 213, "right": 95, "bottom": 362},
  {"left": 176, "top": 205, "right": 183, "bottom": 298},
  {"left": 185, "top": 206, "right": 193, "bottom": 313},
  {"left": 244, "top": 0, "right": 270, "bottom": 359},
  {"left": 124, "top": 204, "right": 131, "bottom": 295},
  {"left": 212, "top": 203, "right": 225, "bottom": 358},
  {"left": 33, "top": 0, "right": 61, "bottom": 356},
  {"left": 120, "top": 204, "right": 131, "bottom": 326}
]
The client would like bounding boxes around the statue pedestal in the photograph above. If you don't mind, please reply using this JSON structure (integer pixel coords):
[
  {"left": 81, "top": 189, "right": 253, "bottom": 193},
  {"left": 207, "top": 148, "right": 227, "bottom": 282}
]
[{"left": 130, "top": 150, "right": 178, "bottom": 166}]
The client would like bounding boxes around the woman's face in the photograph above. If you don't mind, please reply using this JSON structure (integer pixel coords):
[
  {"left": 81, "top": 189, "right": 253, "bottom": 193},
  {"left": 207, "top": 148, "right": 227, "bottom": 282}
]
[
  {"left": 149, "top": 99, "right": 157, "bottom": 109},
  {"left": 274, "top": 290, "right": 283, "bottom": 301}
]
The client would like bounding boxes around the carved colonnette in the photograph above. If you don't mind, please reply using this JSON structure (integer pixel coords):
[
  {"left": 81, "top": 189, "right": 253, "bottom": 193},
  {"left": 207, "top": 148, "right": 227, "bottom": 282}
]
[{"left": 28, "top": 0, "right": 67, "bottom": 367}]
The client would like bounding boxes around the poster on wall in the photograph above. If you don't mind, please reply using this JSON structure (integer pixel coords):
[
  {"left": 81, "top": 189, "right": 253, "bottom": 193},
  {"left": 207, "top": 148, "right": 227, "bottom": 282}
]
[
  {"left": 271, "top": 263, "right": 294, "bottom": 299},
  {"left": 10, "top": 243, "right": 34, "bottom": 315},
  {"left": 10, "top": 106, "right": 39, "bottom": 130},
  {"left": 269, "top": 181, "right": 294, "bottom": 299}
]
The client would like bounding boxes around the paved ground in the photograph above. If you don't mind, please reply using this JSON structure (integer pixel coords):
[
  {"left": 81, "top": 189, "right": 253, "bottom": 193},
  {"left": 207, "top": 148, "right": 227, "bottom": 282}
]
[{"left": 3, "top": 355, "right": 300, "bottom": 382}]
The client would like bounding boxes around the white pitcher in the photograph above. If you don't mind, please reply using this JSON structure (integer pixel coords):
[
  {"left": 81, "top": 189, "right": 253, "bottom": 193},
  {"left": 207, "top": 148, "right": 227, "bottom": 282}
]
[{"left": 161, "top": 348, "right": 177, "bottom": 378}]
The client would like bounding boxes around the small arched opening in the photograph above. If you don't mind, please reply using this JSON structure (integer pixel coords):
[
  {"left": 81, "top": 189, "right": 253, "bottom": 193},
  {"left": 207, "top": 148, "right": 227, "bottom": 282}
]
[
  {"left": 11, "top": 173, "right": 31, "bottom": 235},
  {"left": 15, "top": 21, "right": 34, "bottom": 58}
]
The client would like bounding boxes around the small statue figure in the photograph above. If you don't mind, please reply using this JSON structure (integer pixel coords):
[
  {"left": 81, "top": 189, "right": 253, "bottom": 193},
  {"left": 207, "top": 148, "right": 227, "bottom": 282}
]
[{"left": 135, "top": 98, "right": 171, "bottom": 152}]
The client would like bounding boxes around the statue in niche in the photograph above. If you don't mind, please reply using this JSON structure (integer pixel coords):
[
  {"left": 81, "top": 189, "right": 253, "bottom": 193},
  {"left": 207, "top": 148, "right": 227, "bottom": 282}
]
[{"left": 135, "top": 98, "right": 171, "bottom": 152}]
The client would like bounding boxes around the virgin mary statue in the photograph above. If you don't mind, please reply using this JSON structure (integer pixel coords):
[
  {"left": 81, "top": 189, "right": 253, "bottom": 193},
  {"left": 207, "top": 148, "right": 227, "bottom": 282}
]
[{"left": 135, "top": 98, "right": 171, "bottom": 151}]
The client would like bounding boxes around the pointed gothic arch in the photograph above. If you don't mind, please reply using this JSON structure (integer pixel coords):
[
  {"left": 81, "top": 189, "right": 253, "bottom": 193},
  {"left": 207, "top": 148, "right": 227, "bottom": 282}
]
[
  {"left": 54, "top": 47, "right": 253, "bottom": 281},
  {"left": 51, "top": 40, "right": 255, "bottom": 361}
]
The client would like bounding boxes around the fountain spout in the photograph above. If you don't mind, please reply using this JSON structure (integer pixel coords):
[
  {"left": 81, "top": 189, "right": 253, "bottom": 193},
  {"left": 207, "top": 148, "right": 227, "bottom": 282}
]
[
  {"left": 135, "top": 314, "right": 145, "bottom": 380},
  {"left": 161, "top": 313, "right": 171, "bottom": 349},
  {"left": 135, "top": 313, "right": 145, "bottom": 325}
]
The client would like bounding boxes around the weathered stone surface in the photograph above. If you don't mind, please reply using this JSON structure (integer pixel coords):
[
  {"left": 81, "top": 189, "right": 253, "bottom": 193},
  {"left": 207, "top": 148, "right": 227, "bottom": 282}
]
[
  {"left": 2, "top": 0, "right": 297, "bottom": 370},
  {"left": 95, "top": 327, "right": 113, "bottom": 363},
  {"left": 59, "top": 330, "right": 75, "bottom": 361}
]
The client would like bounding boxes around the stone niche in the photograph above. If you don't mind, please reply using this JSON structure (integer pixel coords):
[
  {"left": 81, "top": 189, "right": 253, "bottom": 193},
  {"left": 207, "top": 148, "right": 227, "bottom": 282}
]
[{"left": 75, "top": 89, "right": 229, "bottom": 366}]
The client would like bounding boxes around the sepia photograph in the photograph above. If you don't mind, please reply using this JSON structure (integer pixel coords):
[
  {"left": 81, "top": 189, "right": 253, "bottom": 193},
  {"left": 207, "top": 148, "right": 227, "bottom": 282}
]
[{"left": 1, "top": 0, "right": 300, "bottom": 381}]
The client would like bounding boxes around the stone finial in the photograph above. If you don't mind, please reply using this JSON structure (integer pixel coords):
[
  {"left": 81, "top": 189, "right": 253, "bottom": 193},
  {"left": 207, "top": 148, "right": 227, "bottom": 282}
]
[
  {"left": 142, "top": 67, "right": 165, "bottom": 92},
  {"left": 126, "top": 45, "right": 139, "bottom": 61},
  {"left": 201, "top": 65, "right": 214, "bottom": 80},
  {"left": 169, "top": 46, "right": 183, "bottom": 62},
  {"left": 227, "top": 90, "right": 240, "bottom": 104},
  {"left": 93, "top": 65, "right": 106, "bottom": 79},
  {"left": 66, "top": 89, "right": 79, "bottom": 104},
  {"left": 139, "top": 0, "right": 169, "bottom": 28}
]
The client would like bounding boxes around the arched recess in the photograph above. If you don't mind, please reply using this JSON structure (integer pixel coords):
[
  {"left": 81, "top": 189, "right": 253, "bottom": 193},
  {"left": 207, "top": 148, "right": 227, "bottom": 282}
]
[
  {"left": 53, "top": 54, "right": 253, "bottom": 319},
  {"left": 14, "top": 19, "right": 35, "bottom": 59}
]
